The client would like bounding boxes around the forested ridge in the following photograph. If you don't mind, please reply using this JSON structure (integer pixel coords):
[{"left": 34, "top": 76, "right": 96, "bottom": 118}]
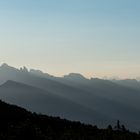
[{"left": 0, "top": 100, "right": 140, "bottom": 140}]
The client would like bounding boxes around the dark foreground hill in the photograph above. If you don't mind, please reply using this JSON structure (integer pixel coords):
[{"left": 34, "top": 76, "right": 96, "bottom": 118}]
[{"left": 0, "top": 100, "right": 140, "bottom": 140}]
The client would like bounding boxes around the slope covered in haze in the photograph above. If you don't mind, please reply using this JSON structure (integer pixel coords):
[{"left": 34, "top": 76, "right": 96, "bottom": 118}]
[
  {"left": 0, "top": 64, "right": 140, "bottom": 131},
  {"left": 0, "top": 80, "right": 109, "bottom": 126}
]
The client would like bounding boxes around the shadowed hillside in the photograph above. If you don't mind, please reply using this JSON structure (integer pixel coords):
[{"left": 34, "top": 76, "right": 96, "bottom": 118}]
[{"left": 0, "top": 99, "right": 140, "bottom": 140}]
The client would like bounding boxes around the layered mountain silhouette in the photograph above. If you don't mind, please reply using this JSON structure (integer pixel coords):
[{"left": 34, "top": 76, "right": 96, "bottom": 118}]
[
  {"left": 0, "top": 80, "right": 109, "bottom": 126},
  {"left": 0, "top": 63, "right": 140, "bottom": 131}
]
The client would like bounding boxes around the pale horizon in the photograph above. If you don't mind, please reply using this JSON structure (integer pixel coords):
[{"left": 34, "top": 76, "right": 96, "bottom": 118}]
[{"left": 1, "top": 62, "right": 140, "bottom": 80}]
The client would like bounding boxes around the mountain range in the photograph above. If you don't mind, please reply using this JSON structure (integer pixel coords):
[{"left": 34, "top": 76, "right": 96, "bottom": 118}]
[{"left": 0, "top": 63, "right": 140, "bottom": 131}]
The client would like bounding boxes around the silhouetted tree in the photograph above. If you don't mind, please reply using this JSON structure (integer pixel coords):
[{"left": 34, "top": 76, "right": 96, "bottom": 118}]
[
  {"left": 114, "top": 120, "right": 121, "bottom": 131},
  {"left": 107, "top": 125, "right": 112, "bottom": 130},
  {"left": 121, "top": 125, "right": 126, "bottom": 132}
]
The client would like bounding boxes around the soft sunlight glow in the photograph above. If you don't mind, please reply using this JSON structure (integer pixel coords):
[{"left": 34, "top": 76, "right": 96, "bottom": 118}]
[{"left": 0, "top": 0, "right": 140, "bottom": 78}]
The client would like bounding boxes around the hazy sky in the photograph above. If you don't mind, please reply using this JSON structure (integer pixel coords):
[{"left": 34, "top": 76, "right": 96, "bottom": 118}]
[{"left": 0, "top": 0, "right": 140, "bottom": 78}]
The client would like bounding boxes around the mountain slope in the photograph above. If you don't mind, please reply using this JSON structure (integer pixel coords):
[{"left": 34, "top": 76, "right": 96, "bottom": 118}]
[
  {"left": 0, "top": 99, "right": 139, "bottom": 140},
  {"left": 0, "top": 80, "right": 111, "bottom": 127},
  {"left": 0, "top": 64, "right": 140, "bottom": 130}
]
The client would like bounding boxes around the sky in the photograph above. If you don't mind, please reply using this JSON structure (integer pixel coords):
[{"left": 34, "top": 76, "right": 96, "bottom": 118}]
[{"left": 0, "top": 0, "right": 140, "bottom": 78}]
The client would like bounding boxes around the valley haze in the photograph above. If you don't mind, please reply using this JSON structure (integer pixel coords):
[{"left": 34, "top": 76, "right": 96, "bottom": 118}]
[{"left": 0, "top": 63, "right": 140, "bottom": 131}]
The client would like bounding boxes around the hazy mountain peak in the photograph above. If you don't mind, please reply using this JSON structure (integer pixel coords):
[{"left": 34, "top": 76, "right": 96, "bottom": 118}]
[
  {"left": 30, "top": 69, "right": 51, "bottom": 78},
  {"left": 1, "top": 63, "right": 9, "bottom": 68},
  {"left": 4, "top": 80, "right": 20, "bottom": 84},
  {"left": 64, "top": 73, "right": 86, "bottom": 78},
  {"left": 1, "top": 80, "right": 35, "bottom": 89},
  {"left": 0, "top": 63, "right": 18, "bottom": 72},
  {"left": 63, "top": 73, "right": 88, "bottom": 82},
  {"left": 2, "top": 80, "right": 23, "bottom": 87}
]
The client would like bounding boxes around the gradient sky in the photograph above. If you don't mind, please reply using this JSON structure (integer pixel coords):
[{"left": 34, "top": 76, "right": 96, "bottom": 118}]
[{"left": 0, "top": 0, "right": 140, "bottom": 78}]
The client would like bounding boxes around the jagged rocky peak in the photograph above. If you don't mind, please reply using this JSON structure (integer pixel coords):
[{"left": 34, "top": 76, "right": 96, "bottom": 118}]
[{"left": 20, "top": 66, "right": 28, "bottom": 73}]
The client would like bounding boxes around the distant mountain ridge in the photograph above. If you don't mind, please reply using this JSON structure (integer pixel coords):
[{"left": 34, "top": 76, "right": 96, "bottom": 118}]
[{"left": 0, "top": 63, "right": 140, "bottom": 131}]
